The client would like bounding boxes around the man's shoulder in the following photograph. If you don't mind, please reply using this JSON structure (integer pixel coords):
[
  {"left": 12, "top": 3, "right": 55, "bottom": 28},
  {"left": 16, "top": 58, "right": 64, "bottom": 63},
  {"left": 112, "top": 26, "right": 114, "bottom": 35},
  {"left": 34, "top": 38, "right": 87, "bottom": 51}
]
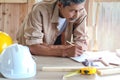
[{"left": 32, "top": 0, "right": 57, "bottom": 11}]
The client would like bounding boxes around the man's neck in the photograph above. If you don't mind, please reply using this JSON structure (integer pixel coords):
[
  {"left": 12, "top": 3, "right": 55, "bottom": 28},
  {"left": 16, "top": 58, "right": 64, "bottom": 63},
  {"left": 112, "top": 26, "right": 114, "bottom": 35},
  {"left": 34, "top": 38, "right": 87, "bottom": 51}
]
[{"left": 59, "top": 11, "right": 64, "bottom": 18}]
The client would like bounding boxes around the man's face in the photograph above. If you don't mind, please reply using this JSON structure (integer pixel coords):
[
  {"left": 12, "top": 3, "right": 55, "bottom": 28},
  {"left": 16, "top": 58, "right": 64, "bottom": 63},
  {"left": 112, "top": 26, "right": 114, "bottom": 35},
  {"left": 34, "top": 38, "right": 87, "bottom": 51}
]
[{"left": 58, "top": 2, "right": 85, "bottom": 22}]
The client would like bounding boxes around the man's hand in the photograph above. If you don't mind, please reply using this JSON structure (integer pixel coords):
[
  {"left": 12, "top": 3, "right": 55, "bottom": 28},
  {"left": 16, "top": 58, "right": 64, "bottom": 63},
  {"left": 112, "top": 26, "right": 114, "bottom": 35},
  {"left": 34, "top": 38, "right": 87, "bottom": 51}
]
[
  {"left": 63, "top": 44, "right": 84, "bottom": 57},
  {"left": 75, "top": 44, "right": 84, "bottom": 57}
]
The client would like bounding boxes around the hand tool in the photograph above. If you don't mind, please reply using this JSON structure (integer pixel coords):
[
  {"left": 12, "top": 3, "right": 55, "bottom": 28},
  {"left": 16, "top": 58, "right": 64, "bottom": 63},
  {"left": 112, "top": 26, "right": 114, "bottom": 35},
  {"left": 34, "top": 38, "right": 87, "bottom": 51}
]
[{"left": 63, "top": 67, "right": 97, "bottom": 78}]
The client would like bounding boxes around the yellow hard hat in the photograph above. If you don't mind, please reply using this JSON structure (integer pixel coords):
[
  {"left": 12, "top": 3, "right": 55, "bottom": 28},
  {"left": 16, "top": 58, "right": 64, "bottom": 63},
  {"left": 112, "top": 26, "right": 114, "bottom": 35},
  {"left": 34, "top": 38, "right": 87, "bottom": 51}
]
[{"left": 0, "top": 31, "right": 13, "bottom": 54}]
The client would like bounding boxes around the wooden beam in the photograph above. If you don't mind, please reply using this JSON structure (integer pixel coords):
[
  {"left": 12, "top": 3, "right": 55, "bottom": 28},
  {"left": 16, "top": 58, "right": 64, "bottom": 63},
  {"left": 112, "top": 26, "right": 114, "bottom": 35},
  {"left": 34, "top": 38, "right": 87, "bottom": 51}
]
[
  {"left": 0, "top": 0, "right": 28, "bottom": 3},
  {"left": 0, "top": 3, "right": 5, "bottom": 31},
  {"left": 87, "top": 0, "right": 94, "bottom": 26},
  {"left": 95, "top": 0, "right": 120, "bottom": 2},
  {"left": 97, "top": 67, "right": 120, "bottom": 76}
]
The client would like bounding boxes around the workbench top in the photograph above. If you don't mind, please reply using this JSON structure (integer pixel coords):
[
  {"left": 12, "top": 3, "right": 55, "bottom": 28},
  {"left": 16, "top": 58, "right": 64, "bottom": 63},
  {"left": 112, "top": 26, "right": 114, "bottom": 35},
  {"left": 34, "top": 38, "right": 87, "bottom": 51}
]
[{"left": 0, "top": 56, "right": 120, "bottom": 80}]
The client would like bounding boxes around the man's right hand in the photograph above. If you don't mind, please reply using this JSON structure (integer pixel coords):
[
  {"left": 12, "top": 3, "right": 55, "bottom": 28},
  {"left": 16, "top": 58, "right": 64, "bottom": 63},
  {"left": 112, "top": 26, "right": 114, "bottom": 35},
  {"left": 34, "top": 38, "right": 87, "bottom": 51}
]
[{"left": 63, "top": 44, "right": 84, "bottom": 57}]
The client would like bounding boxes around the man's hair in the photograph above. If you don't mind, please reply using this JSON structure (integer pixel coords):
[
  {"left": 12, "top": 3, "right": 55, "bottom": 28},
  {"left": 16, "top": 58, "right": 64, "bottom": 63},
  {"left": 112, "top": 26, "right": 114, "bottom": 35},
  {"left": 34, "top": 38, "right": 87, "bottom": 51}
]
[{"left": 58, "top": 0, "right": 86, "bottom": 7}]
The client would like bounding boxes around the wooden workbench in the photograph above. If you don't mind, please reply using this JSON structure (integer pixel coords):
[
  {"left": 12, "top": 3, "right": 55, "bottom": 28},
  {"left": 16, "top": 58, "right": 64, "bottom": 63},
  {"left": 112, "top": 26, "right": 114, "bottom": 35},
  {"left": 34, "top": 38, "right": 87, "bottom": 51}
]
[{"left": 0, "top": 56, "right": 120, "bottom": 80}]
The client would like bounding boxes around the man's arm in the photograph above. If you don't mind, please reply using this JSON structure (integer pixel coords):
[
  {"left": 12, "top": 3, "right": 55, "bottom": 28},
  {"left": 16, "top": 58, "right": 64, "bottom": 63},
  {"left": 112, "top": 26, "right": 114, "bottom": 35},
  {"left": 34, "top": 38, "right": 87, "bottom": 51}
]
[
  {"left": 73, "top": 8, "right": 88, "bottom": 56},
  {"left": 29, "top": 43, "right": 76, "bottom": 57}
]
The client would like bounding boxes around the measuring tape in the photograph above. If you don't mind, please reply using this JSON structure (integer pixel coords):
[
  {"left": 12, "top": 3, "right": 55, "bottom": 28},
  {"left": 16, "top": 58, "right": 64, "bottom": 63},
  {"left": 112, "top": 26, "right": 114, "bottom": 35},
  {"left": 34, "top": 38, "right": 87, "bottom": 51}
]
[{"left": 63, "top": 67, "right": 97, "bottom": 78}]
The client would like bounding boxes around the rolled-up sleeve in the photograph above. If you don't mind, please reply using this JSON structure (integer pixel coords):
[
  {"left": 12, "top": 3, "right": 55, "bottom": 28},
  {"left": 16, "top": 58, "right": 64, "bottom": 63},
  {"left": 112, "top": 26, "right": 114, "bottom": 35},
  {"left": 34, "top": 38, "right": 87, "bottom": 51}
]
[{"left": 24, "top": 5, "right": 44, "bottom": 45}]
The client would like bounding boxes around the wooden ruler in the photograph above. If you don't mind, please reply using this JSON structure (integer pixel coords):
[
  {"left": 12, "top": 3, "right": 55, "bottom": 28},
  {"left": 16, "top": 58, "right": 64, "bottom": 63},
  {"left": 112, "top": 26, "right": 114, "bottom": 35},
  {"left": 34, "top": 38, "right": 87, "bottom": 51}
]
[{"left": 42, "top": 67, "right": 84, "bottom": 72}]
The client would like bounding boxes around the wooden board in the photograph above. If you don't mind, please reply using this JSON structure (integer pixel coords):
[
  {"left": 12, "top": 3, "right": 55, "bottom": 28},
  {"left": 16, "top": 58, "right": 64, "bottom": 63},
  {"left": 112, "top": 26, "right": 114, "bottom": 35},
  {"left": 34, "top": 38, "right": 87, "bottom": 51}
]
[
  {"left": 0, "top": 0, "right": 34, "bottom": 42},
  {"left": 4, "top": 4, "right": 20, "bottom": 41},
  {"left": 86, "top": 0, "right": 94, "bottom": 26},
  {"left": 0, "top": 3, "right": 4, "bottom": 31},
  {"left": 97, "top": 67, "right": 120, "bottom": 75},
  {"left": 95, "top": 0, "right": 120, "bottom": 2},
  {"left": 0, "top": 0, "right": 27, "bottom": 3},
  {"left": 0, "top": 3, "right": 28, "bottom": 41}
]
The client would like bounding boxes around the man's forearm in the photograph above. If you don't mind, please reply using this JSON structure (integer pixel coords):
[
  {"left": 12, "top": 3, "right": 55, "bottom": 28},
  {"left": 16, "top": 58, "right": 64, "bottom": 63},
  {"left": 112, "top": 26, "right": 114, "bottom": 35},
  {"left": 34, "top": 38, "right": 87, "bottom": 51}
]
[{"left": 28, "top": 44, "right": 75, "bottom": 57}]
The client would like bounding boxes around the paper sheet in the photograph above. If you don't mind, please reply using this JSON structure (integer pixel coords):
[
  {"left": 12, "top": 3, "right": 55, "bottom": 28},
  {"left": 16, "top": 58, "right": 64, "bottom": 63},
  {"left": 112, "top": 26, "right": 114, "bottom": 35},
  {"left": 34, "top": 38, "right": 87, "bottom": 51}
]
[{"left": 70, "top": 51, "right": 120, "bottom": 66}]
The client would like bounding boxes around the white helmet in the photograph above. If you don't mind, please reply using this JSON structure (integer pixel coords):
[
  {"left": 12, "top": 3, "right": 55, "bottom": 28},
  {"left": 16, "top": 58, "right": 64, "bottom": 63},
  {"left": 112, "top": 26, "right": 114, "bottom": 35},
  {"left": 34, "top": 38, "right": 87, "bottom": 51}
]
[{"left": 0, "top": 44, "right": 36, "bottom": 79}]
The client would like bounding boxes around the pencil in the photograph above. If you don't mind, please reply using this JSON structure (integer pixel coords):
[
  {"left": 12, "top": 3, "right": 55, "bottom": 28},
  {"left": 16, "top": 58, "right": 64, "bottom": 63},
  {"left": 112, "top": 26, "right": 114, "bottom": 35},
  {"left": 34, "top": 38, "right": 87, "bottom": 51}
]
[{"left": 66, "top": 41, "right": 74, "bottom": 46}]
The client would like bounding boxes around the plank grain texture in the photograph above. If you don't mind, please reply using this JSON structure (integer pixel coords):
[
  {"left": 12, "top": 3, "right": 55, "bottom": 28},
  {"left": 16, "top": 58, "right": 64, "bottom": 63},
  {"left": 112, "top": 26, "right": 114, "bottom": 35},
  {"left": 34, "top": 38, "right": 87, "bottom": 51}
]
[
  {"left": 0, "top": 0, "right": 27, "bottom": 3},
  {"left": 0, "top": 0, "right": 34, "bottom": 42}
]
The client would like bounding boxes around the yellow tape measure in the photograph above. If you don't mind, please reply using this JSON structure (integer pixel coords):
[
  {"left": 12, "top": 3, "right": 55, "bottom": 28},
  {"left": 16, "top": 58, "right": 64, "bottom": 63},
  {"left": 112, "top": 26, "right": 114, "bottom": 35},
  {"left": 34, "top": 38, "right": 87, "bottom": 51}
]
[{"left": 63, "top": 67, "right": 97, "bottom": 78}]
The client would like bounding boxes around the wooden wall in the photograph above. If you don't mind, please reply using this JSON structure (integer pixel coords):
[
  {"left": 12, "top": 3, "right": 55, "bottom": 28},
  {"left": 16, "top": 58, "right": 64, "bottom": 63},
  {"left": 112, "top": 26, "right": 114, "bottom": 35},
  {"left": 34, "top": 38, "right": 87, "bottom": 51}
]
[
  {"left": 87, "top": 0, "right": 120, "bottom": 51},
  {"left": 0, "top": 0, "right": 35, "bottom": 42}
]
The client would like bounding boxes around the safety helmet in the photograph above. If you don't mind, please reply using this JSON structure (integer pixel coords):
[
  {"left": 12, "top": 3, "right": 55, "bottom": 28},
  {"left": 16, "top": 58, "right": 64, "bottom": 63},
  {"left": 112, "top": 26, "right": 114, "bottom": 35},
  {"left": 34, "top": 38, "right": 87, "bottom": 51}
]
[
  {"left": 0, "top": 44, "right": 36, "bottom": 79},
  {"left": 0, "top": 31, "right": 13, "bottom": 54}
]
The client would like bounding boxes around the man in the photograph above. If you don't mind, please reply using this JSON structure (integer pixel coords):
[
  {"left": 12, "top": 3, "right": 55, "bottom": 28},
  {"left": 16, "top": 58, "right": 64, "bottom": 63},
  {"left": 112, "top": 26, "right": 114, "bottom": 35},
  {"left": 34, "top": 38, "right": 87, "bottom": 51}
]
[{"left": 17, "top": 0, "right": 88, "bottom": 57}]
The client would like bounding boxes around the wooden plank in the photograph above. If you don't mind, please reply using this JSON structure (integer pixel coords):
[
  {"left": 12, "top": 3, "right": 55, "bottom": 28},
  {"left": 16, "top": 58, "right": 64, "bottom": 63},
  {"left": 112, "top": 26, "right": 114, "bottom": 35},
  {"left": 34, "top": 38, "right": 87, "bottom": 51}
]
[
  {"left": 0, "top": 3, "right": 5, "bottom": 31},
  {"left": 97, "top": 67, "right": 120, "bottom": 76},
  {"left": 0, "top": 3, "right": 2, "bottom": 31},
  {"left": 94, "top": 0, "right": 120, "bottom": 2},
  {"left": 0, "top": 0, "right": 35, "bottom": 42},
  {"left": 0, "top": 0, "right": 27, "bottom": 3},
  {"left": 92, "top": 2, "right": 100, "bottom": 51},
  {"left": 42, "top": 67, "right": 83, "bottom": 72},
  {"left": 3, "top": 3, "right": 29, "bottom": 41},
  {"left": 87, "top": 0, "right": 94, "bottom": 26},
  {"left": 19, "top": 3, "right": 28, "bottom": 27},
  {"left": 3, "top": 4, "right": 19, "bottom": 41}
]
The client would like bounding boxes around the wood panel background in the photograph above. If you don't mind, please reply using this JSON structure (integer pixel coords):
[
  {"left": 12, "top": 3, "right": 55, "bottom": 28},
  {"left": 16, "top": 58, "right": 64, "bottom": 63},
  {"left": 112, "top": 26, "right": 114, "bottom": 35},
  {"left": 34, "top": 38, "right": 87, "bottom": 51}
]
[
  {"left": 0, "top": 0, "right": 35, "bottom": 42},
  {"left": 87, "top": 0, "right": 120, "bottom": 51},
  {"left": 0, "top": 0, "right": 27, "bottom": 3}
]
